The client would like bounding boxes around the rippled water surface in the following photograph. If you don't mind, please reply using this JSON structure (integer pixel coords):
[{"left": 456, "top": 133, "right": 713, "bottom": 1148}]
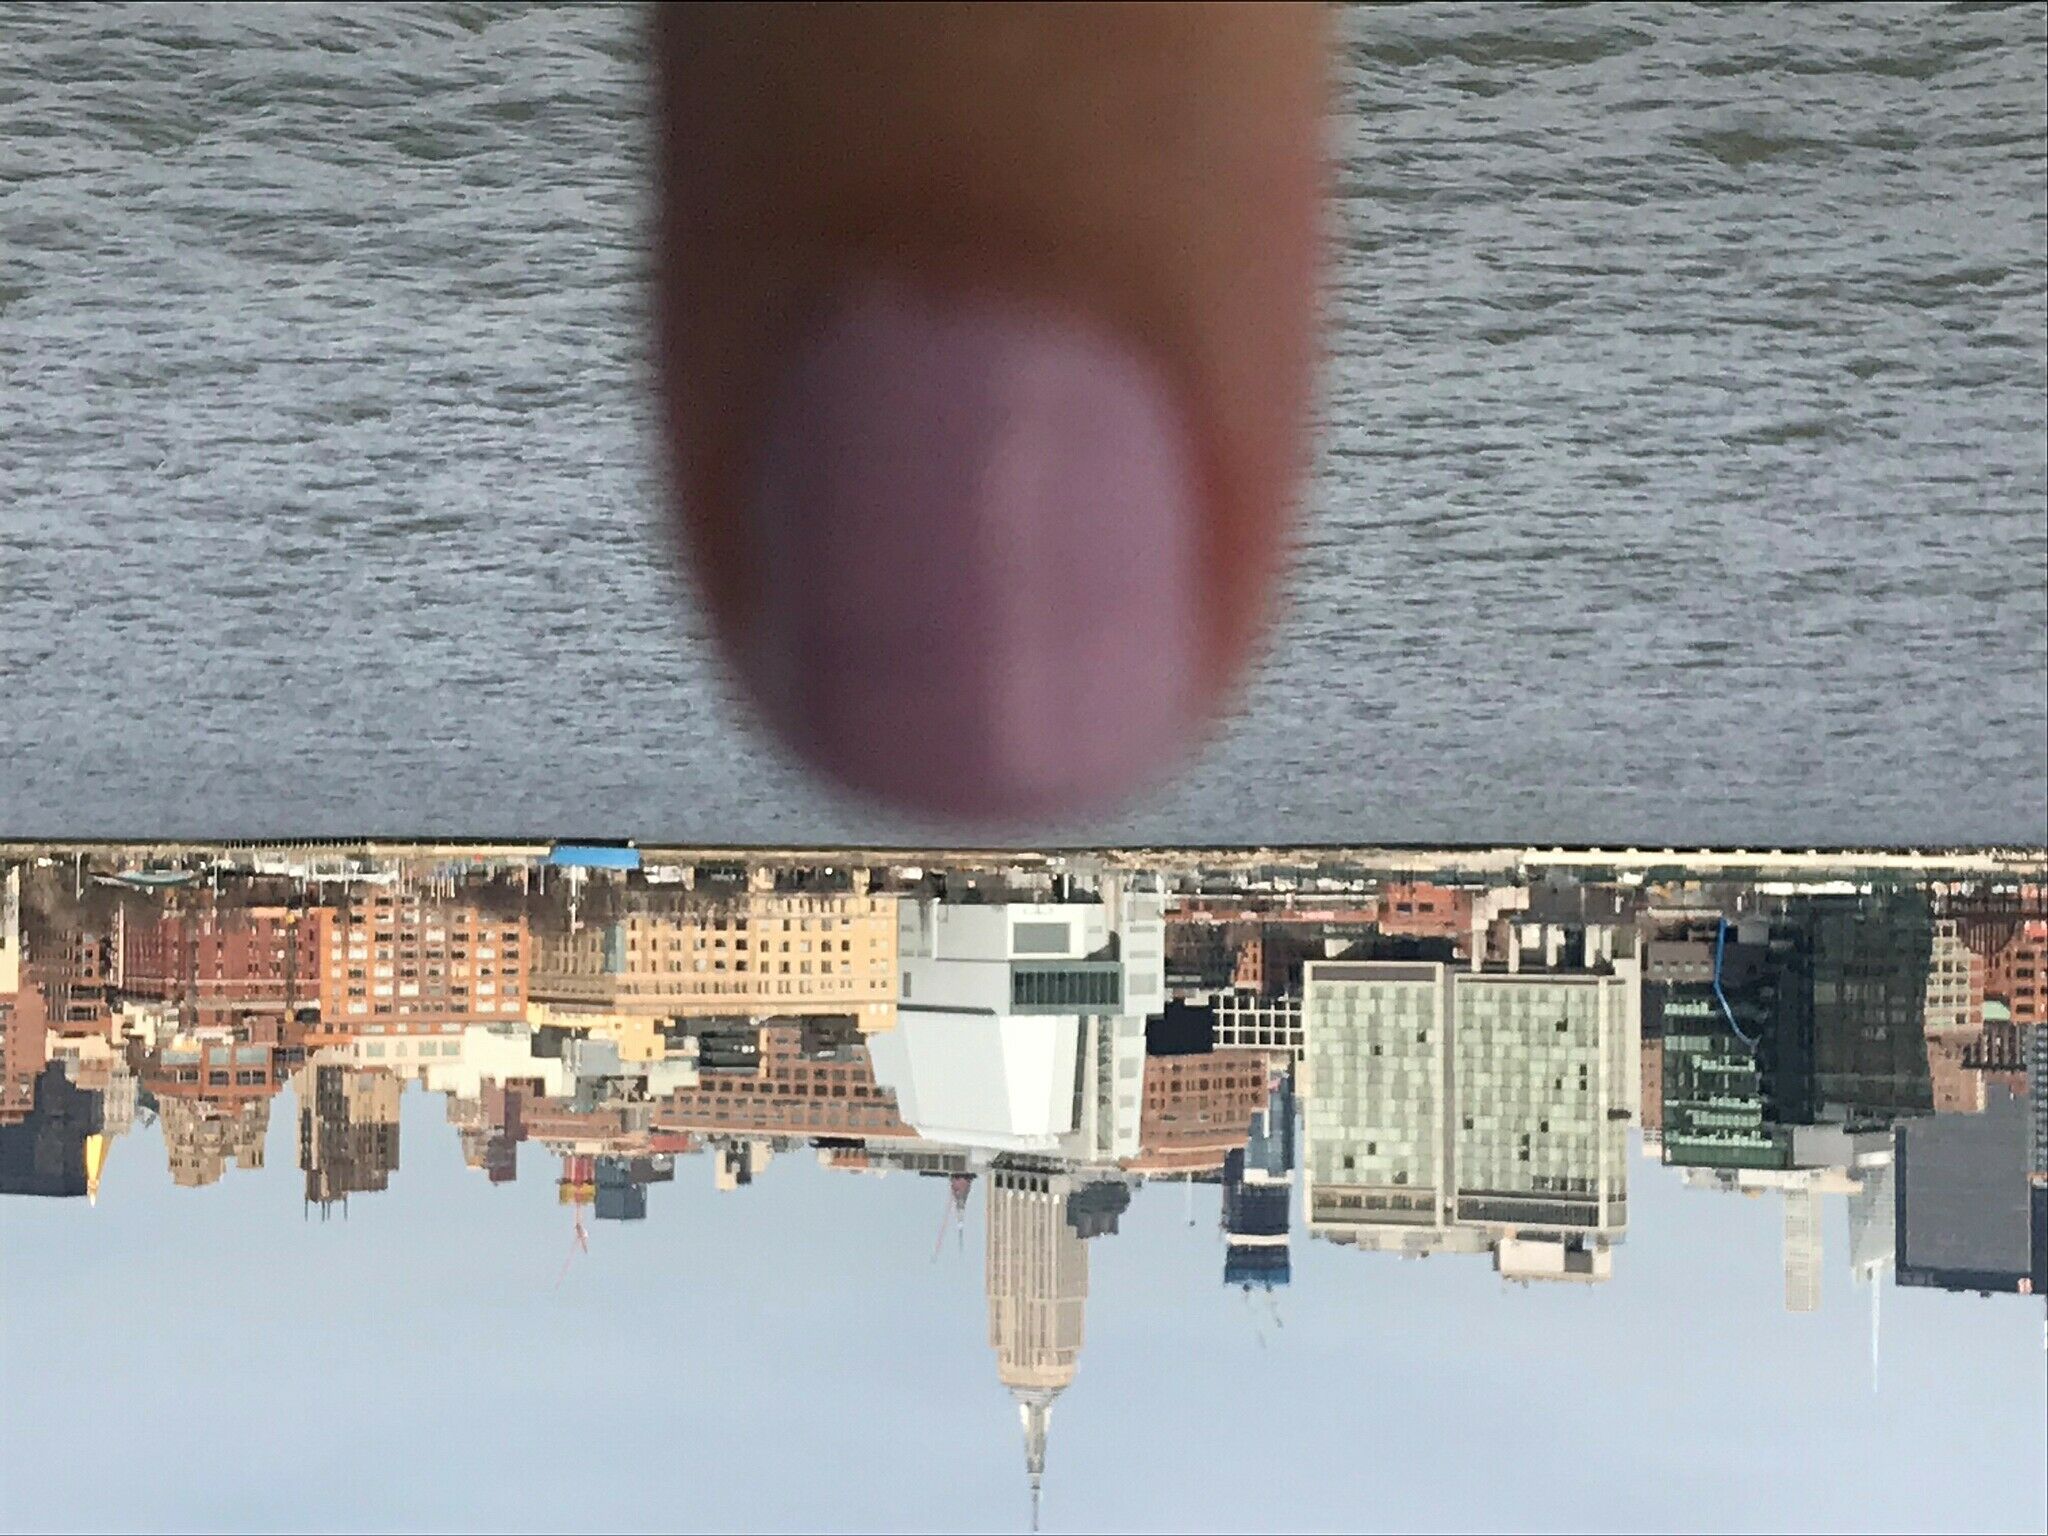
[{"left": 2, "top": 4, "right": 2044, "bottom": 842}]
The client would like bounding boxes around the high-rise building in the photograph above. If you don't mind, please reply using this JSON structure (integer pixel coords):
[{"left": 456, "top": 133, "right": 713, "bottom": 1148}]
[
  {"left": 1847, "top": 1152, "right": 1896, "bottom": 1286},
  {"left": 1647, "top": 922, "right": 1792, "bottom": 1170},
  {"left": 293, "top": 1060, "right": 402, "bottom": 1212},
  {"left": 1783, "top": 1183, "right": 1823, "bottom": 1313},
  {"left": 0, "top": 1063, "right": 103, "bottom": 1197},
  {"left": 155, "top": 1093, "right": 272, "bottom": 1189},
  {"left": 528, "top": 887, "right": 898, "bottom": 1033},
  {"left": 1220, "top": 1146, "right": 1286, "bottom": 1294},
  {"left": 1222, "top": 1083, "right": 1294, "bottom": 1292},
  {"left": 1924, "top": 919, "right": 1985, "bottom": 1035},
  {"left": 1923, "top": 919, "right": 1987, "bottom": 1113},
  {"left": 1677, "top": 1124, "right": 1890, "bottom": 1315},
  {"left": 1984, "top": 912, "right": 2046, "bottom": 1030},
  {"left": 1302, "top": 960, "right": 1633, "bottom": 1281},
  {"left": 1895, "top": 1085, "right": 2036, "bottom": 1298},
  {"left": 594, "top": 1153, "right": 674, "bottom": 1221},
  {"left": 1846, "top": 1147, "right": 1897, "bottom": 1388},
  {"left": 985, "top": 1163, "right": 1092, "bottom": 1533},
  {"left": 1805, "top": 892, "right": 1936, "bottom": 1125},
  {"left": 1657, "top": 896, "right": 1946, "bottom": 1165}
]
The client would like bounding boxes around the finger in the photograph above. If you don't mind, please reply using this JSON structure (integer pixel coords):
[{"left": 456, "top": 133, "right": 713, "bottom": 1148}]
[{"left": 652, "top": 2, "right": 1327, "bottom": 822}]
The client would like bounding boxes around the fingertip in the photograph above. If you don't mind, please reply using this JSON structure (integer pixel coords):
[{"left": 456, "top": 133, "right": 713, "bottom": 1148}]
[{"left": 652, "top": 4, "right": 1328, "bottom": 824}]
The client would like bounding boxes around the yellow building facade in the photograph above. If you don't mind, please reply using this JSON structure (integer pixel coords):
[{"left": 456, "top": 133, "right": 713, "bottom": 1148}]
[{"left": 528, "top": 890, "right": 900, "bottom": 1032}]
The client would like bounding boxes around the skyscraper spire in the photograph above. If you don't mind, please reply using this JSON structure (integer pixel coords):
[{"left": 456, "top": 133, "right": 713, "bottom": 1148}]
[{"left": 1014, "top": 1387, "right": 1053, "bottom": 1532}]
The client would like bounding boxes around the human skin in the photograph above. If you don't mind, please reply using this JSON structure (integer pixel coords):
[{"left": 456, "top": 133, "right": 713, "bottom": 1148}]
[{"left": 651, "top": 3, "right": 1329, "bottom": 823}]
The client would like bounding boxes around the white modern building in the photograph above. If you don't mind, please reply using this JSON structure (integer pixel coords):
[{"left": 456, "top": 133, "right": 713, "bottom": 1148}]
[
  {"left": 869, "top": 880, "right": 1162, "bottom": 1165},
  {"left": 1679, "top": 1126, "right": 1895, "bottom": 1315}
]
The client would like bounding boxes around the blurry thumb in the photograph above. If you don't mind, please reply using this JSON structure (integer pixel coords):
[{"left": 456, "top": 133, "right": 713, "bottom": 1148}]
[{"left": 653, "top": 3, "right": 1328, "bottom": 822}]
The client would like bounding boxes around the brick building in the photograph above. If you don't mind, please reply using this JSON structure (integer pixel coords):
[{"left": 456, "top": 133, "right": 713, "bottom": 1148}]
[
  {"left": 1122, "top": 1051, "right": 1269, "bottom": 1175},
  {"left": 139, "top": 1038, "right": 282, "bottom": 1107},
  {"left": 0, "top": 971, "right": 51, "bottom": 1126},
  {"left": 652, "top": 1022, "right": 915, "bottom": 1142},
  {"left": 306, "top": 893, "right": 528, "bottom": 1040},
  {"left": 1376, "top": 883, "right": 1474, "bottom": 945},
  {"left": 122, "top": 899, "right": 315, "bottom": 1033},
  {"left": 1985, "top": 917, "right": 2045, "bottom": 1030},
  {"left": 21, "top": 928, "right": 117, "bottom": 1039}
]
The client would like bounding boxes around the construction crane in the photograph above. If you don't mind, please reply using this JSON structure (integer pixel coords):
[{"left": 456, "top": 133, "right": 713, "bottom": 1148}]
[{"left": 556, "top": 1152, "right": 595, "bottom": 1287}]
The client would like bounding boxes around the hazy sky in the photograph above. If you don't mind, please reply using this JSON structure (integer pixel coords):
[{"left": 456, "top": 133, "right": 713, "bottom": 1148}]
[{"left": 4, "top": 1088, "right": 2043, "bottom": 1534}]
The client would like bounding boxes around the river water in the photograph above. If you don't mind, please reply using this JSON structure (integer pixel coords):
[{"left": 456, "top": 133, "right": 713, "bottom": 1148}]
[{"left": 2, "top": 3, "right": 2044, "bottom": 845}]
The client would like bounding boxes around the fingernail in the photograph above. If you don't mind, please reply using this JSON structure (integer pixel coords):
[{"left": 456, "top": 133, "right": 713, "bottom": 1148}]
[{"left": 737, "top": 278, "right": 1204, "bottom": 821}]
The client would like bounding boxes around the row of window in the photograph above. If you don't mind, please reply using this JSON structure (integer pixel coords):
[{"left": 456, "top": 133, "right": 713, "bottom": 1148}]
[
  {"left": 329, "top": 963, "right": 510, "bottom": 980},
  {"left": 633, "top": 936, "right": 862, "bottom": 955},
  {"left": 610, "top": 977, "right": 872, "bottom": 994},
  {"left": 359, "top": 1039, "right": 462, "bottom": 1059},
  {"left": 656, "top": 958, "right": 853, "bottom": 975},
  {"left": 331, "top": 943, "right": 521, "bottom": 961},
  {"left": 1011, "top": 967, "right": 1121, "bottom": 1010},
  {"left": 343, "top": 999, "right": 522, "bottom": 1016}
]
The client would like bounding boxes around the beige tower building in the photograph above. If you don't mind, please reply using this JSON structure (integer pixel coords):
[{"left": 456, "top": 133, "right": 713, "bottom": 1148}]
[
  {"left": 985, "top": 1164, "right": 1090, "bottom": 1532},
  {"left": 292, "top": 1059, "right": 403, "bottom": 1212}
]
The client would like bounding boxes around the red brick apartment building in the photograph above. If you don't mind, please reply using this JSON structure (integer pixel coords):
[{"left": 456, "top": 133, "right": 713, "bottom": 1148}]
[
  {"left": 304, "top": 893, "right": 528, "bottom": 1043},
  {"left": 122, "top": 899, "right": 313, "bottom": 1032},
  {"left": 1123, "top": 1052, "right": 1270, "bottom": 1175}
]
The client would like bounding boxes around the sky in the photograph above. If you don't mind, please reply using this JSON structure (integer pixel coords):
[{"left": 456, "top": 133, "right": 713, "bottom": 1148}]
[{"left": 4, "top": 1087, "right": 2045, "bottom": 1535}]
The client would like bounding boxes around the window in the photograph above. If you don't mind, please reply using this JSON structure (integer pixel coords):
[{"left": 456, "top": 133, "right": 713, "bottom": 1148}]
[
  {"left": 1011, "top": 966, "right": 1120, "bottom": 1010},
  {"left": 1012, "top": 922, "right": 1072, "bottom": 956}
]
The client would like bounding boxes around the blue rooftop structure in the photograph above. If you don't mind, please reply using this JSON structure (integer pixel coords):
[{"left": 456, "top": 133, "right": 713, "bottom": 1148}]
[{"left": 547, "top": 843, "right": 642, "bottom": 871}]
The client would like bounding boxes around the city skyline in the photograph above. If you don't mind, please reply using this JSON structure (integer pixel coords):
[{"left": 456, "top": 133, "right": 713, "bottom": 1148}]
[{"left": 4, "top": 843, "right": 2045, "bottom": 1531}]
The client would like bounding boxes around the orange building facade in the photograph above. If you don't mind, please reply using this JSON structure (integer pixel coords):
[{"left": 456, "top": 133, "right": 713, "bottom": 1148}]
[
  {"left": 306, "top": 893, "right": 528, "bottom": 1043},
  {"left": 1122, "top": 1052, "right": 1269, "bottom": 1175}
]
